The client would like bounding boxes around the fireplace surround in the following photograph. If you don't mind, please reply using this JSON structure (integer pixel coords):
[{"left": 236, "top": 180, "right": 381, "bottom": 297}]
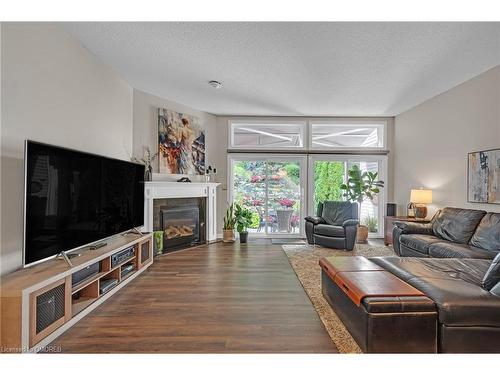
[{"left": 142, "top": 181, "right": 220, "bottom": 252}]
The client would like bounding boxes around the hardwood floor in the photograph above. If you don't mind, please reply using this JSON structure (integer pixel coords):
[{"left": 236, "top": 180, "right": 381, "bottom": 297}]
[{"left": 51, "top": 241, "right": 337, "bottom": 353}]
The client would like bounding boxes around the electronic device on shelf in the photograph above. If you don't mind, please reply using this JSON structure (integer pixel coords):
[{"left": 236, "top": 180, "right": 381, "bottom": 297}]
[
  {"left": 71, "top": 262, "right": 100, "bottom": 287},
  {"left": 121, "top": 264, "right": 135, "bottom": 278},
  {"left": 23, "top": 140, "right": 145, "bottom": 267},
  {"left": 111, "top": 245, "right": 135, "bottom": 268},
  {"left": 99, "top": 279, "right": 118, "bottom": 295}
]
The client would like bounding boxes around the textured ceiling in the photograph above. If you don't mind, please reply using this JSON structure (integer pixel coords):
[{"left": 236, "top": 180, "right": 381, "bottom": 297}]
[{"left": 64, "top": 22, "right": 500, "bottom": 116}]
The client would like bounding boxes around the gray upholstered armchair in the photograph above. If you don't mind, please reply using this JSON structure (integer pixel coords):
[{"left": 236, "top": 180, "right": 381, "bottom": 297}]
[{"left": 304, "top": 201, "right": 359, "bottom": 250}]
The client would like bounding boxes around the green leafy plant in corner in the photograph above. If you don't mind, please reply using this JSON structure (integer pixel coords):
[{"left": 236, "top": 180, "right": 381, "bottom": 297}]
[
  {"left": 340, "top": 164, "right": 384, "bottom": 219},
  {"left": 234, "top": 204, "right": 254, "bottom": 233},
  {"left": 223, "top": 203, "right": 236, "bottom": 230}
]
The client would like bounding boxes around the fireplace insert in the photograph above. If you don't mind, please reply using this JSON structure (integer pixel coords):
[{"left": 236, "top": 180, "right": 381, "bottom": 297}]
[{"left": 160, "top": 206, "right": 200, "bottom": 251}]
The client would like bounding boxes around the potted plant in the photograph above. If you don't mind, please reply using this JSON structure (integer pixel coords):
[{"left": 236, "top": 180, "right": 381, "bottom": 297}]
[
  {"left": 276, "top": 198, "right": 296, "bottom": 232},
  {"left": 234, "top": 204, "right": 253, "bottom": 243},
  {"left": 340, "top": 165, "right": 384, "bottom": 243},
  {"left": 364, "top": 215, "right": 378, "bottom": 233},
  {"left": 278, "top": 198, "right": 296, "bottom": 209},
  {"left": 222, "top": 203, "right": 236, "bottom": 243}
]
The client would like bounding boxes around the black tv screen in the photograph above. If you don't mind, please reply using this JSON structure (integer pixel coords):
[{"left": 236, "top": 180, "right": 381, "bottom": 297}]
[{"left": 24, "top": 141, "right": 145, "bottom": 266}]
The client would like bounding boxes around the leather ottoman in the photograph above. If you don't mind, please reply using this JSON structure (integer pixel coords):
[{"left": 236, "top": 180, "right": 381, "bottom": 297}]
[{"left": 320, "top": 256, "right": 438, "bottom": 353}]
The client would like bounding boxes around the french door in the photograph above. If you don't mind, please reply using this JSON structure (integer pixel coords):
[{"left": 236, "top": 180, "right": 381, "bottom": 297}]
[
  {"left": 228, "top": 155, "right": 307, "bottom": 237},
  {"left": 308, "top": 155, "right": 387, "bottom": 238}
]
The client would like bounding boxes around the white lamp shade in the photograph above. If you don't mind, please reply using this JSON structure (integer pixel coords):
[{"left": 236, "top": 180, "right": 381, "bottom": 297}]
[{"left": 410, "top": 189, "right": 432, "bottom": 204}]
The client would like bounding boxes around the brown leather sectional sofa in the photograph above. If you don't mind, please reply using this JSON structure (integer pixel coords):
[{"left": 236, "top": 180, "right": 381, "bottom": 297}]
[{"left": 320, "top": 207, "right": 500, "bottom": 353}]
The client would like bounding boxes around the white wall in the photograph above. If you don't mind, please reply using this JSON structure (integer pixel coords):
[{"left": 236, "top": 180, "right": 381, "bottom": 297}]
[
  {"left": 131, "top": 89, "right": 224, "bottom": 230},
  {"left": 1, "top": 23, "right": 133, "bottom": 275},
  {"left": 394, "top": 65, "right": 500, "bottom": 216}
]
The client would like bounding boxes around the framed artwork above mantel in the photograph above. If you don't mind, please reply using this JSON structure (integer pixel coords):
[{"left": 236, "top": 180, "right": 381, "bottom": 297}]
[
  {"left": 467, "top": 148, "right": 500, "bottom": 204},
  {"left": 158, "top": 108, "right": 205, "bottom": 175}
]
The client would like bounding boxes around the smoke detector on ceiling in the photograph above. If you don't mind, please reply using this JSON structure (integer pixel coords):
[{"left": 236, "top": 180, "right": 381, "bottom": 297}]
[{"left": 208, "top": 80, "right": 223, "bottom": 89}]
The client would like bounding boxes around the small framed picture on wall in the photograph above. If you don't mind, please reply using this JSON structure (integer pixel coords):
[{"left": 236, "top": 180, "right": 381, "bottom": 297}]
[{"left": 467, "top": 148, "right": 500, "bottom": 204}]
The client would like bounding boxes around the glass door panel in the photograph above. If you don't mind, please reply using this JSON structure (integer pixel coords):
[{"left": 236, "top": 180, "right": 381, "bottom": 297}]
[
  {"left": 230, "top": 156, "right": 306, "bottom": 237},
  {"left": 347, "top": 160, "right": 382, "bottom": 237},
  {"left": 232, "top": 160, "right": 267, "bottom": 234},
  {"left": 308, "top": 155, "right": 387, "bottom": 238},
  {"left": 312, "top": 161, "right": 345, "bottom": 213},
  {"left": 266, "top": 161, "right": 301, "bottom": 234}
]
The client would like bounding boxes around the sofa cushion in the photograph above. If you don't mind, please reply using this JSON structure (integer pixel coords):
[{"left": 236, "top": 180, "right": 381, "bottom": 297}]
[
  {"left": 371, "top": 257, "right": 500, "bottom": 327},
  {"left": 470, "top": 213, "right": 500, "bottom": 252},
  {"left": 320, "top": 201, "right": 355, "bottom": 226},
  {"left": 432, "top": 207, "right": 486, "bottom": 244},
  {"left": 399, "top": 234, "right": 443, "bottom": 255},
  {"left": 428, "top": 242, "right": 497, "bottom": 260},
  {"left": 482, "top": 253, "right": 500, "bottom": 290},
  {"left": 314, "top": 224, "right": 344, "bottom": 237}
]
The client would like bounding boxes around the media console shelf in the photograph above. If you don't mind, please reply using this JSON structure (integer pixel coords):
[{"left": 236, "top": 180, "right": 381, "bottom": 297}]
[{"left": 0, "top": 233, "right": 153, "bottom": 352}]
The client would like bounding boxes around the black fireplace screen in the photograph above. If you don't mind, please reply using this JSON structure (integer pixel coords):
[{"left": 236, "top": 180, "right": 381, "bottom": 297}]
[{"left": 160, "top": 206, "right": 200, "bottom": 250}]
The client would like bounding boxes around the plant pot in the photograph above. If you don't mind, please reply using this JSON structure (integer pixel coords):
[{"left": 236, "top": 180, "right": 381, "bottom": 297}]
[
  {"left": 222, "top": 229, "right": 235, "bottom": 243},
  {"left": 239, "top": 231, "right": 248, "bottom": 243},
  {"left": 356, "top": 225, "right": 369, "bottom": 244}
]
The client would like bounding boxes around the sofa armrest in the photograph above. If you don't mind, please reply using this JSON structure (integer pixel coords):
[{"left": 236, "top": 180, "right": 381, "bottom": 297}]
[
  {"left": 363, "top": 296, "right": 436, "bottom": 313},
  {"left": 394, "top": 221, "right": 433, "bottom": 235},
  {"left": 305, "top": 216, "right": 326, "bottom": 225},
  {"left": 343, "top": 219, "right": 359, "bottom": 228}
]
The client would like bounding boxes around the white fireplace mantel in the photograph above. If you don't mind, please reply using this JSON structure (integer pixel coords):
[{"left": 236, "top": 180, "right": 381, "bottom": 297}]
[{"left": 143, "top": 181, "right": 220, "bottom": 242}]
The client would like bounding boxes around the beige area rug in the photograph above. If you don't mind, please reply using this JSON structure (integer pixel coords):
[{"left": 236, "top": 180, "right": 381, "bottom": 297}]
[{"left": 282, "top": 242, "right": 395, "bottom": 353}]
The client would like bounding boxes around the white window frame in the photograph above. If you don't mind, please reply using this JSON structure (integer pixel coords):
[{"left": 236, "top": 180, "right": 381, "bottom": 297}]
[
  {"left": 308, "top": 120, "right": 388, "bottom": 151},
  {"left": 228, "top": 120, "right": 307, "bottom": 151},
  {"left": 227, "top": 153, "right": 308, "bottom": 238}
]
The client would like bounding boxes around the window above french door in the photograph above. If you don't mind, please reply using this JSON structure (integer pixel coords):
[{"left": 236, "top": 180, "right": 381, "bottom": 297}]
[{"left": 228, "top": 119, "right": 388, "bottom": 152}]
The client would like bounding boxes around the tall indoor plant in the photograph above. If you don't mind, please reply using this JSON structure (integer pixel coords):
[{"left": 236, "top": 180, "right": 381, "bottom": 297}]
[
  {"left": 222, "top": 203, "right": 236, "bottom": 243},
  {"left": 234, "top": 204, "right": 253, "bottom": 244},
  {"left": 340, "top": 165, "right": 384, "bottom": 243}
]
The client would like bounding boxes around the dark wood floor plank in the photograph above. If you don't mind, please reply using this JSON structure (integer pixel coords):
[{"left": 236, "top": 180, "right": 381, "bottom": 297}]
[{"left": 51, "top": 241, "right": 337, "bottom": 353}]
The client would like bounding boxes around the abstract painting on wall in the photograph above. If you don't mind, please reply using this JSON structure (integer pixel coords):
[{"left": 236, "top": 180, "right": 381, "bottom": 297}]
[
  {"left": 158, "top": 108, "right": 205, "bottom": 175},
  {"left": 468, "top": 148, "right": 500, "bottom": 204}
]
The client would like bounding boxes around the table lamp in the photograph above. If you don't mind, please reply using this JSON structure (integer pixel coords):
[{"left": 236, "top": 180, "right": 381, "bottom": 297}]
[{"left": 410, "top": 188, "right": 432, "bottom": 219}]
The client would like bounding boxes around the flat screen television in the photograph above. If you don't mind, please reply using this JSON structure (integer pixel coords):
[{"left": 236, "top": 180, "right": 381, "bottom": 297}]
[{"left": 23, "top": 140, "right": 145, "bottom": 267}]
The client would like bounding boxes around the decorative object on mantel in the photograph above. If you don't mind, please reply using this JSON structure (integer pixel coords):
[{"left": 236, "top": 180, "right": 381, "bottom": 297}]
[
  {"left": 131, "top": 146, "right": 158, "bottom": 181},
  {"left": 234, "top": 204, "right": 253, "bottom": 244},
  {"left": 340, "top": 165, "right": 384, "bottom": 243},
  {"left": 468, "top": 148, "right": 500, "bottom": 204},
  {"left": 176, "top": 177, "right": 192, "bottom": 183},
  {"left": 222, "top": 203, "right": 236, "bottom": 243},
  {"left": 158, "top": 108, "right": 205, "bottom": 175},
  {"left": 205, "top": 165, "right": 217, "bottom": 182}
]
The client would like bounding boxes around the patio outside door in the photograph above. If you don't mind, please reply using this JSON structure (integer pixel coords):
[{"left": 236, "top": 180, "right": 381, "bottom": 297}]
[{"left": 229, "top": 155, "right": 307, "bottom": 237}]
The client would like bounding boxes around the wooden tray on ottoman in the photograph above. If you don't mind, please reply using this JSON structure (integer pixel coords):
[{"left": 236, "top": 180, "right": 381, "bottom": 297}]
[
  {"left": 319, "top": 256, "right": 437, "bottom": 353},
  {"left": 320, "top": 256, "right": 424, "bottom": 306}
]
